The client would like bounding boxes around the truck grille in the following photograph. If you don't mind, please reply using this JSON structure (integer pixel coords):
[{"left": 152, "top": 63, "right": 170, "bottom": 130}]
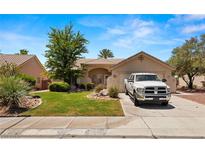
[
  {"left": 145, "top": 87, "right": 166, "bottom": 94},
  {"left": 145, "top": 96, "right": 166, "bottom": 98}
]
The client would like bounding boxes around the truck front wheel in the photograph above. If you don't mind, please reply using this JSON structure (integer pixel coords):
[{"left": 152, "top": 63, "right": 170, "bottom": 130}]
[
  {"left": 161, "top": 101, "right": 168, "bottom": 106},
  {"left": 133, "top": 91, "right": 141, "bottom": 106},
  {"left": 125, "top": 87, "right": 129, "bottom": 95}
]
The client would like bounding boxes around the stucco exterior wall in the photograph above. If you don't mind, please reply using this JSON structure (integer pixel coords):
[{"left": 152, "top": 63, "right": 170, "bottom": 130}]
[
  {"left": 77, "top": 64, "right": 112, "bottom": 84},
  {"left": 107, "top": 56, "right": 176, "bottom": 92},
  {"left": 18, "top": 57, "right": 46, "bottom": 89}
]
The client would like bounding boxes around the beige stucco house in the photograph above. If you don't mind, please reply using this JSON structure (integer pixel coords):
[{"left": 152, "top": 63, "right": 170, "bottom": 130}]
[
  {"left": 0, "top": 54, "right": 48, "bottom": 89},
  {"left": 77, "top": 51, "right": 176, "bottom": 92}
]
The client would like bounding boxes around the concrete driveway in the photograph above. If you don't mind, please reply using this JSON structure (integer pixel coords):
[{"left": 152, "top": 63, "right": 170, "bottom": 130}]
[
  {"left": 0, "top": 94, "right": 205, "bottom": 138},
  {"left": 119, "top": 93, "right": 205, "bottom": 138}
]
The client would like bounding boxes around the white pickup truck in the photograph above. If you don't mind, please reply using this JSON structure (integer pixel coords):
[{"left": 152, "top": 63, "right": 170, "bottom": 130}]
[{"left": 124, "top": 73, "right": 171, "bottom": 106}]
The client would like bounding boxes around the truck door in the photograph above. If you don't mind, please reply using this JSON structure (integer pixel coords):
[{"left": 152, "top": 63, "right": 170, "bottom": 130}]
[{"left": 127, "top": 75, "right": 134, "bottom": 93}]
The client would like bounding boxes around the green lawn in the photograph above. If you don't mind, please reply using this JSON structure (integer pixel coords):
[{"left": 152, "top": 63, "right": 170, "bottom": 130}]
[{"left": 22, "top": 91, "right": 124, "bottom": 116}]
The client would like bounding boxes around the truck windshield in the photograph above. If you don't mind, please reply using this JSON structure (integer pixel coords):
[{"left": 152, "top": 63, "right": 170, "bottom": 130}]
[{"left": 135, "top": 75, "right": 161, "bottom": 81}]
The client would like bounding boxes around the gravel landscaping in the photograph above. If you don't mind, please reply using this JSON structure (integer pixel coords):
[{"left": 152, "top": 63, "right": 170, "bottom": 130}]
[{"left": 178, "top": 93, "right": 205, "bottom": 105}]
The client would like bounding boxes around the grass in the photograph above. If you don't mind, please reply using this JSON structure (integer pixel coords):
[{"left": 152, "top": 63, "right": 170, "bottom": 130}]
[{"left": 22, "top": 91, "right": 124, "bottom": 116}]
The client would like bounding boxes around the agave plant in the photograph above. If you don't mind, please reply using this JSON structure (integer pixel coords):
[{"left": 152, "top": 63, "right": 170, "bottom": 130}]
[{"left": 0, "top": 76, "right": 30, "bottom": 108}]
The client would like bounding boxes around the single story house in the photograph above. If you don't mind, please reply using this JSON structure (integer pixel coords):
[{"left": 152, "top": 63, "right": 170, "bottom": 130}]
[
  {"left": 0, "top": 54, "right": 48, "bottom": 89},
  {"left": 76, "top": 51, "right": 176, "bottom": 92}
]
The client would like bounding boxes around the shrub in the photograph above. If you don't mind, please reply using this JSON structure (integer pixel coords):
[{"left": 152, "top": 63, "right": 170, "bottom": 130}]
[
  {"left": 79, "top": 83, "right": 86, "bottom": 89},
  {"left": 49, "top": 82, "right": 70, "bottom": 92},
  {"left": 17, "top": 74, "right": 36, "bottom": 86},
  {"left": 0, "top": 76, "right": 30, "bottom": 108},
  {"left": 202, "top": 81, "right": 205, "bottom": 88},
  {"left": 86, "top": 83, "right": 95, "bottom": 91},
  {"left": 95, "top": 84, "right": 104, "bottom": 93},
  {"left": 0, "top": 62, "right": 18, "bottom": 77},
  {"left": 108, "top": 87, "right": 119, "bottom": 98}
]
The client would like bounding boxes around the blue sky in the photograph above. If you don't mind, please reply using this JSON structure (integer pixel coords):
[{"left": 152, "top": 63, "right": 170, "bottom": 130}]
[{"left": 1, "top": 14, "right": 205, "bottom": 64}]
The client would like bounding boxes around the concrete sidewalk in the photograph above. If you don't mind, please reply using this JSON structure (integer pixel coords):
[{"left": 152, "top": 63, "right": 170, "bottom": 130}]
[{"left": 1, "top": 116, "right": 205, "bottom": 138}]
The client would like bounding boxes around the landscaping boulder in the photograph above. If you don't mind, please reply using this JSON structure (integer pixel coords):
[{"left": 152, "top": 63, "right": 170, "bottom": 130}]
[{"left": 98, "top": 89, "right": 108, "bottom": 96}]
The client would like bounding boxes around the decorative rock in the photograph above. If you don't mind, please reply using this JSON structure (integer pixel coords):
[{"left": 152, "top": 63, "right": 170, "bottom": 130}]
[
  {"left": 99, "top": 89, "right": 108, "bottom": 96},
  {"left": 87, "top": 92, "right": 118, "bottom": 101}
]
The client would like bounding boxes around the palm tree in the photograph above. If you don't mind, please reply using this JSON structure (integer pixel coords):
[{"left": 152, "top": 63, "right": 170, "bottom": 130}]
[
  {"left": 98, "top": 49, "right": 114, "bottom": 59},
  {"left": 19, "top": 49, "right": 29, "bottom": 55}
]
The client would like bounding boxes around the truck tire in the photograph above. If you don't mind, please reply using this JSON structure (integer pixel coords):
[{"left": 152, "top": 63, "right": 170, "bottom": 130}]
[
  {"left": 133, "top": 91, "right": 141, "bottom": 106},
  {"left": 125, "top": 87, "right": 129, "bottom": 95},
  {"left": 161, "top": 101, "right": 168, "bottom": 106}
]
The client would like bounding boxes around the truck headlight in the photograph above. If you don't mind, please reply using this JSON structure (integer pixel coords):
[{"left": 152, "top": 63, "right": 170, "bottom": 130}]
[
  {"left": 137, "top": 88, "right": 144, "bottom": 93},
  {"left": 167, "top": 87, "right": 170, "bottom": 93}
]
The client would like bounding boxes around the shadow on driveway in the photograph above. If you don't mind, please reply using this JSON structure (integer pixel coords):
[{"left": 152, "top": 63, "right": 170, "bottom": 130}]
[
  {"left": 129, "top": 97, "right": 175, "bottom": 110},
  {"left": 139, "top": 103, "right": 175, "bottom": 110}
]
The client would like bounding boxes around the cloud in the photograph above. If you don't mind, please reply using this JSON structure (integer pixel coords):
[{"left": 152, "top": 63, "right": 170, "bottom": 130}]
[
  {"left": 78, "top": 16, "right": 111, "bottom": 28},
  {"left": 185, "top": 15, "right": 205, "bottom": 21},
  {"left": 168, "top": 15, "right": 205, "bottom": 24},
  {"left": 0, "top": 31, "right": 39, "bottom": 41},
  {"left": 166, "top": 14, "right": 205, "bottom": 27},
  {"left": 106, "top": 27, "right": 126, "bottom": 35},
  {"left": 0, "top": 31, "right": 46, "bottom": 55},
  {"left": 103, "top": 18, "right": 160, "bottom": 49},
  {"left": 113, "top": 38, "right": 133, "bottom": 49},
  {"left": 182, "top": 24, "right": 205, "bottom": 34},
  {"left": 99, "top": 18, "right": 157, "bottom": 49}
]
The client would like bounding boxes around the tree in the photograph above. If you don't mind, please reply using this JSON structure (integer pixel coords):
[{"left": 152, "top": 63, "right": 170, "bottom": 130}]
[
  {"left": 168, "top": 36, "right": 205, "bottom": 89},
  {"left": 45, "top": 24, "right": 88, "bottom": 84},
  {"left": 98, "top": 49, "right": 114, "bottom": 59},
  {"left": 19, "top": 49, "right": 29, "bottom": 55}
]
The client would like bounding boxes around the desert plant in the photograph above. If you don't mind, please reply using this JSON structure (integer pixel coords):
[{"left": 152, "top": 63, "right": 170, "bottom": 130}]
[
  {"left": 86, "top": 82, "right": 95, "bottom": 91},
  {"left": 108, "top": 87, "right": 119, "bottom": 98},
  {"left": 17, "top": 74, "right": 36, "bottom": 86},
  {"left": 0, "top": 62, "right": 18, "bottom": 77},
  {"left": 0, "top": 76, "right": 30, "bottom": 108},
  {"left": 49, "top": 82, "right": 70, "bottom": 92},
  {"left": 95, "top": 84, "right": 104, "bottom": 93}
]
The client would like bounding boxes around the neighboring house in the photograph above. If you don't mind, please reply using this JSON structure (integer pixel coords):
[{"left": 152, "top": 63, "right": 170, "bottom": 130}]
[
  {"left": 76, "top": 51, "right": 176, "bottom": 92},
  {"left": 0, "top": 54, "right": 48, "bottom": 89}
]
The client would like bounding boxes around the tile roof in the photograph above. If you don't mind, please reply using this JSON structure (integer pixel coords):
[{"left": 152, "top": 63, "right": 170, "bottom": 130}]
[
  {"left": 76, "top": 58, "right": 124, "bottom": 67},
  {"left": 0, "top": 54, "right": 35, "bottom": 66}
]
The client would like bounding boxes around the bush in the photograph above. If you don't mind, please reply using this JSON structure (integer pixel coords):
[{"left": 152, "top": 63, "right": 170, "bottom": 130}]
[
  {"left": 108, "top": 87, "right": 119, "bottom": 98},
  {"left": 17, "top": 74, "right": 36, "bottom": 86},
  {"left": 49, "top": 82, "right": 70, "bottom": 92},
  {"left": 0, "top": 62, "right": 18, "bottom": 77},
  {"left": 78, "top": 83, "right": 95, "bottom": 91},
  {"left": 79, "top": 83, "right": 86, "bottom": 89},
  {"left": 0, "top": 76, "right": 30, "bottom": 107},
  {"left": 95, "top": 84, "right": 104, "bottom": 93},
  {"left": 86, "top": 83, "right": 95, "bottom": 91},
  {"left": 202, "top": 81, "right": 205, "bottom": 88}
]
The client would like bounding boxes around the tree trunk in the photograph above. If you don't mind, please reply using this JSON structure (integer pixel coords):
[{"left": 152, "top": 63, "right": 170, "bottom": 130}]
[
  {"left": 188, "top": 80, "right": 193, "bottom": 89},
  {"left": 187, "top": 74, "right": 194, "bottom": 89}
]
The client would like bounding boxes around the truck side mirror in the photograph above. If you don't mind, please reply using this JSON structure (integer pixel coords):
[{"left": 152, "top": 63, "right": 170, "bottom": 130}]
[
  {"left": 162, "top": 79, "right": 167, "bottom": 82},
  {"left": 128, "top": 79, "right": 134, "bottom": 83}
]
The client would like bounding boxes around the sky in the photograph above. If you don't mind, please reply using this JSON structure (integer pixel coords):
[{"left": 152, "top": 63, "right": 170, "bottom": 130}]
[{"left": 0, "top": 14, "right": 205, "bottom": 65}]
